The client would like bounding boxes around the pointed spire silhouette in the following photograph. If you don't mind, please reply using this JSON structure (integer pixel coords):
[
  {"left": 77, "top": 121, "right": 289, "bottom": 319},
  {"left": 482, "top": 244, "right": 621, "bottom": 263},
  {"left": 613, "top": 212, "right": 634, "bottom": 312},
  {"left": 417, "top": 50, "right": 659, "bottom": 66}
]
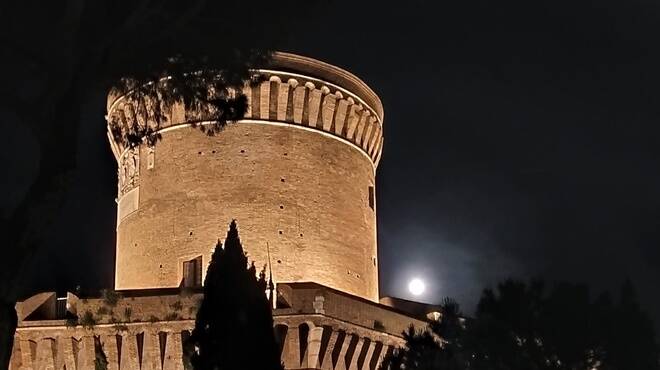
[{"left": 266, "top": 241, "right": 275, "bottom": 308}]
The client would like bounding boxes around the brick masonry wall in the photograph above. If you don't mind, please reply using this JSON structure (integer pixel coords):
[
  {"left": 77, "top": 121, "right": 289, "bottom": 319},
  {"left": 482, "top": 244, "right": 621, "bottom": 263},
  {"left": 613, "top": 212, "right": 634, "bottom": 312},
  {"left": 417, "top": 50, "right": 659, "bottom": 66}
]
[
  {"left": 12, "top": 285, "right": 425, "bottom": 370},
  {"left": 115, "top": 122, "right": 378, "bottom": 301},
  {"left": 110, "top": 53, "right": 385, "bottom": 302}
]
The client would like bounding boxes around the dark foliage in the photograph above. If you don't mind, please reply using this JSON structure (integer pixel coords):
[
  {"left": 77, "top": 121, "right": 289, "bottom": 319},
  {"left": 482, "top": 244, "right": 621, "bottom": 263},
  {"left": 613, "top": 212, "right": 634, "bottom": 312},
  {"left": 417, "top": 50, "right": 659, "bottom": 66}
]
[
  {"left": 101, "top": 289, "right": 121, "bottom": 307},
  {"left": 383, "top": 298, "right": 468, "bottom": 370},
  {"left": 382, "top": 280, "right": 659, "bottom": 370},
  {"left": 0, "top": 2, "right": 316, "bottom": 366},
  {"left": 187, "top": 220, "right": 282, "bottom": 370},
  {"left": 107, "top": 54, "right": 266, "bottom": 148},
  {"left": 80, "top": 310, "right": 97, "bottom": 329},
  {"left": 470, "top": 279, "right": 659, "bottom": 370},
  {"left": 95, "top": 1, "right": 305, "bottom": 148}
]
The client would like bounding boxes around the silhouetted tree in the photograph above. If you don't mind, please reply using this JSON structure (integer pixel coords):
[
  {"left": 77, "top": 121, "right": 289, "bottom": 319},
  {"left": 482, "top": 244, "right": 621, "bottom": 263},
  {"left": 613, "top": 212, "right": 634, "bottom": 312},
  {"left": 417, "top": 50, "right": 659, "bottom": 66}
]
[
  {"left": 382, "top": 279, "right": 659, "bottom": 370},
  {"left": 471, "top": 279, "right": 659, "bottom": 370},
  {"left": 0, "top": 1, "right": 317, "bottom": 366},
  {"left": 600, "top": 280, "right": 659, "bottom": 370},
  {"left": 187, "top": 220, "right": 282, "bottom": 370},
  {"left": 382, "top": 299, "right": 468, "bottom": 370}
]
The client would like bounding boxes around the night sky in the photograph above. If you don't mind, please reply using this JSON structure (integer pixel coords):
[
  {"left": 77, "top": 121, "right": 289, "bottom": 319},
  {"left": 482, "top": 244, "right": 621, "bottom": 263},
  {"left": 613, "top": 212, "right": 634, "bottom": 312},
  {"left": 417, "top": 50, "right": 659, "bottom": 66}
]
[{"left": 5, "top": 0, "right": 660, "bottom": 327}]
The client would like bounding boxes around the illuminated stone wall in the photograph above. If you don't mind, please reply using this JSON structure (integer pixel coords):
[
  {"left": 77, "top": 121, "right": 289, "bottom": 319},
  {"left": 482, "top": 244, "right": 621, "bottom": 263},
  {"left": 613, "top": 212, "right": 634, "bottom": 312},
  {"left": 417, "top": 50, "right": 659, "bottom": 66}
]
[
  {"left": 107, "top": 53, "right": 385, "bottom": 301},
  {"left": 11, "top": 284, "right": 425, "bottom": 370},
  {"left": 8, "top": 54, "right": 433, "bottom": 370}
]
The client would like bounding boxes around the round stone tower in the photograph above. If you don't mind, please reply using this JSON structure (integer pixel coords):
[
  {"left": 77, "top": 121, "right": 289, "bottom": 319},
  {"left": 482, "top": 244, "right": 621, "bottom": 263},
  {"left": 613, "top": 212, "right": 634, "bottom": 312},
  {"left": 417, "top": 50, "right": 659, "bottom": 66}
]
[{"left": 106, "top": 52, "right": 384, "bottom": 302}]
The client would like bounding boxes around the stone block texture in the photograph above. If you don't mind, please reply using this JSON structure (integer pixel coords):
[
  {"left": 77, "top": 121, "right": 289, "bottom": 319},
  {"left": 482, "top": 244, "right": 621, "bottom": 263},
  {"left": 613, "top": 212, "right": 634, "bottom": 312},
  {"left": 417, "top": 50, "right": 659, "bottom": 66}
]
[
  {"left": 107, "top": 52, "right": 385, "bottom": 301},
  {"left": 8, "top": 53, "right": 426, "bottom": 370},
  {"left": 12, "top": 283, "right": 426, "bottom": 370}
]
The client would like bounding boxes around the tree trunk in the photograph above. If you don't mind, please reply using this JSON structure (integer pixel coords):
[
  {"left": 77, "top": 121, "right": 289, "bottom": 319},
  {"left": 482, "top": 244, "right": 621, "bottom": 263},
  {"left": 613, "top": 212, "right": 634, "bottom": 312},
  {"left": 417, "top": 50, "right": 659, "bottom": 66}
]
[{"left": 0, "top": 299, "right": 17, "bottom": 370}]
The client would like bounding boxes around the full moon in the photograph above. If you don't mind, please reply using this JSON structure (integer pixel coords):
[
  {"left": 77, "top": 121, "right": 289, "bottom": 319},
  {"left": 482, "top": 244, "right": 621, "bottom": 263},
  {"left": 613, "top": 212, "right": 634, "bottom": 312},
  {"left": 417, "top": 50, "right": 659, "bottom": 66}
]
[{"left": 408, "top": 278, "right": 426, "bottom": 296}]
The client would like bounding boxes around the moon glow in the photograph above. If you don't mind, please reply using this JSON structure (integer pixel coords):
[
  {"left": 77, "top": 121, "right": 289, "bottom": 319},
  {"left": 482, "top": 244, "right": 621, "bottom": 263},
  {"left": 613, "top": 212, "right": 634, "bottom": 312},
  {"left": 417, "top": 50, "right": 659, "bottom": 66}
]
[{"left": 408, "top": 278, "right": 426, "bottom": 296}]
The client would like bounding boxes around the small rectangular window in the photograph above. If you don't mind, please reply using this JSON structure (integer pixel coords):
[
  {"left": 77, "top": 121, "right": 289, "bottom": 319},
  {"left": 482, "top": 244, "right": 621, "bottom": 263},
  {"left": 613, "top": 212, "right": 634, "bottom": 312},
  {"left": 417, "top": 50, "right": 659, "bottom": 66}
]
[
  {"left": 183, "top": 256, "right": 202, "bottom": 288},
  {"left": 368, "top": 186, "right": 375, "bottom": 210}
]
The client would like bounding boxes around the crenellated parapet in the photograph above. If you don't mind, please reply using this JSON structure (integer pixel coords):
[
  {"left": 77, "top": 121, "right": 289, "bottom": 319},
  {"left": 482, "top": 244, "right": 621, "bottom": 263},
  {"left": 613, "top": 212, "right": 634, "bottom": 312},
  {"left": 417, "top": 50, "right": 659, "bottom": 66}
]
[
  {"left": 242, "top": 69, "right": 384, "bottom": 166},
  {"left": 106, "top": 52, "right": 384, "bottom": 167}
]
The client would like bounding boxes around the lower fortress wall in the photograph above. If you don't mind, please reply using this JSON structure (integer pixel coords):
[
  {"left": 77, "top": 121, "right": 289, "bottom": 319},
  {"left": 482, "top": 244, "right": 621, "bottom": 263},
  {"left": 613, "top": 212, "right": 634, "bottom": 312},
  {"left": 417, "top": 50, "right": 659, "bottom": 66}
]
[{"left": 11, "top": 283, "right": 428, "bottom": 370}]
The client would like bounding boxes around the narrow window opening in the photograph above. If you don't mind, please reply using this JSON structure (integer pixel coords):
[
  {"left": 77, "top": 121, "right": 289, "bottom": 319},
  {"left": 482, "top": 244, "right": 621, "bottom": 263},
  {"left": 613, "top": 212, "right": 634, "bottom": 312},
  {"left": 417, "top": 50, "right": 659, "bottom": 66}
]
[
  {"left": 116, "top": 335, "right": 123, "bottom": 367},
  {"left": 368, "top": 186, "right": 375, "bottom": 210},
  {"left": 274, "top": 325, "right": 288, "bottom": 357},
  {"left": 299, "top": 324, "right": 310, "bottom": 363},
  {"left": 158, "top": 332, "right": 167, "bottom": 366},
  {"left": 182, "top": 256, "right": 202, "bottom": 288},
  {"left": 136, "top": 333, "right": 144, "bottom": 365},
  {"left": 181, "top": 330, "right": 192, "bottom": 366}
]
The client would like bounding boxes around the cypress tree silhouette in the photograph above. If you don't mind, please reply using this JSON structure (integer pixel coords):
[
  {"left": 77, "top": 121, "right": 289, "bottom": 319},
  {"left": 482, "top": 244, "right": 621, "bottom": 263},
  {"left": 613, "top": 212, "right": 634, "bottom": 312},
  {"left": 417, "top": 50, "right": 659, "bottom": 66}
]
[{"left": 188, "top": 220, "right": 282, "bottom": 370}]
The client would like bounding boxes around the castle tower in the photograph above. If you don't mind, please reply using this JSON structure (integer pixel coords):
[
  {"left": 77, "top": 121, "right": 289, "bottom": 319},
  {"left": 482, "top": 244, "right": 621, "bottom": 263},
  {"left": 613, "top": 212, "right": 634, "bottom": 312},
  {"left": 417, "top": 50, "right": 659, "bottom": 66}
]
[
  {"left": 106, "top": 52, "right": 385, "bottom": 301},
  {"left": 11, "top": 53, "right": 433, "bottom": 370}
]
